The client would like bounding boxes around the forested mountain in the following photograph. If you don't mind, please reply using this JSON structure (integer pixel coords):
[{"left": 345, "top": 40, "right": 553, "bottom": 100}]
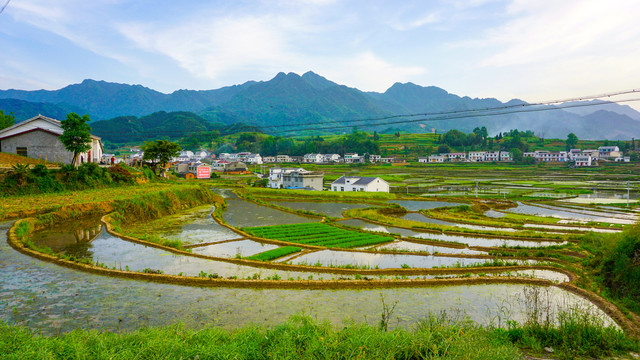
[
  {"left": 90, "top": 111, "right": 260, "bottom": 143},
  {"left": 2, "top": 72, "right": 640, "bottom": 139}
]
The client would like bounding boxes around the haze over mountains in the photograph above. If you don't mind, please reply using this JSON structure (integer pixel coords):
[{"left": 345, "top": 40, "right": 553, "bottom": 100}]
[{"left": 1, "top": 71, "right": 639, "bottom": 140}]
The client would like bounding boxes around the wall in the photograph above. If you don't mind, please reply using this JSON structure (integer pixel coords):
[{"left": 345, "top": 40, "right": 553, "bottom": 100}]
[{"left": 0, "top": 130, "right": 74, "bottom": 164}]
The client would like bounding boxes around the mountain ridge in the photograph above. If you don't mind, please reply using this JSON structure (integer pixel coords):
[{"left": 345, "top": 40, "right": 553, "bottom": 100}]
[{"left": 1, "top": 72, "right": 639, "bottom": 140}]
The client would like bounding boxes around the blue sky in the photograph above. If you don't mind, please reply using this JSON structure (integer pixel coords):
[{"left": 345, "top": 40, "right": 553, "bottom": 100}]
[{"left": 1, "top": 0, "right": 639, "bottom": 108}]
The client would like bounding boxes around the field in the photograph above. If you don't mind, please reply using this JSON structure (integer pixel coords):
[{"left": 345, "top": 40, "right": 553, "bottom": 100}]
[
  {"left": 245, "top": 246, "right": 302, "bottom": 261},
  {"left": 243, "top": 222, "right": 395, "bottom": 248}
]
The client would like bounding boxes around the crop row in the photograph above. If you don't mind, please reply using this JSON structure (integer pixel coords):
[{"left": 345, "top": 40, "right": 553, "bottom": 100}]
[
  {"left": 244, "top": 223, "right": 394, "bottom": 249},
  {"left": 245, "top": 246, "right": 302, "bottom": 261}
]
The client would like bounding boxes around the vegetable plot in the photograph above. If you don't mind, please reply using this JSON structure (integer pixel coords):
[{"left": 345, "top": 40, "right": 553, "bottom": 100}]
[{"left": 244, "top": 223, "right": 394, "bottom": 249}]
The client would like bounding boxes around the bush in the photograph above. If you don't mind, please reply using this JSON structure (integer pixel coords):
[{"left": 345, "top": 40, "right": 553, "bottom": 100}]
[
  {"left": 601, "top": 224, "right": 640, "bottom": 311},
  {"left": 107, "top": 164, "right": 133, "bottom": 183}
]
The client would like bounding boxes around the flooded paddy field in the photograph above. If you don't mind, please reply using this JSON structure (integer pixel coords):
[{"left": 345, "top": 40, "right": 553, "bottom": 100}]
[
  {"left": 4, "top": 184, "right": 633, "bottom": 338},
  {"left": 389, "top": 200, "right": 465, "bottom": 211},
  {"left": 338, "top": 218, "right": 564, "bottom": 248},
  {"left": 224, "top": 199, "right": 319, "bottom": 227},
  {"left": 126, "top": 205, "right": 243, "bottom": 246},
  {"left": 507, "top": 202, "right": 637, "bottom": 225},
  {"left": 285, "top": 249, "right": 536, "bottom": 269},
  {"left": 399, "top": 212, "right": 518, "bottom": 232},
  {"left": 372, "top": 240, "right": 485, "bottom": 255},
  {"left": 271, "top": 201, "right": 371, "bottom": 218},
  {"left": 2, "top": 220, "right": 610, "bottom": 336},
  {"left": 190, "top": 239, "right": 279, "bottom": 258}
]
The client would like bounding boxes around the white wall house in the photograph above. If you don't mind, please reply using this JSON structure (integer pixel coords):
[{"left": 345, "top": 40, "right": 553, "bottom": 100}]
[
  {"left": 598, "top": 146, "right": 622, "bottom": 159},
  {"left": 276, "top": 154, "right": 292, "bottom": 163},
  {"left": 573, "top": 155, "right": 592, "bottom": 167},
  {"left": 268, "top": 167, "right": 305, "bottom": 189},
  {"left": 324, "top": 154, "right": 341, "bottom": 163},
  {"left": 331, "top": 176, "right": 389, "bottom": 192},
  {"left": 245, "top": 153, "right": 263, "bottom": 164},
  {"left": 428, "top": 155, "right": 444, "bottom": 163},
  {"left": 468, "top": 151, "right": 486, "bottom": 162},
  {"left": 303, "top": 153, "right": 324, "bottom": 163}
]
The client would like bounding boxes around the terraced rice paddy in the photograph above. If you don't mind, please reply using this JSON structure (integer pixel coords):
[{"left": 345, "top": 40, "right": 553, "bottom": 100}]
[{"left": 243, "top": 223, "right": 395, "bottom": 248}]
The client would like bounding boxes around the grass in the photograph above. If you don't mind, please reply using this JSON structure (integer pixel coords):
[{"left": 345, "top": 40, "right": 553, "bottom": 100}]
[
  {"left": 0, "top": 182, "right": 211, "bottom": 220},
  {"left": 245, "top": 246, "right": 302, "bottom": 261},
  {"left": 244, "top": 223, "right": 395, "bottom": 248},
  {"left": 2, "top": 308, "right": 637, "bottom": 360},
  {"left": 0, "top": 313, "right": 523, "bottom": 360}
]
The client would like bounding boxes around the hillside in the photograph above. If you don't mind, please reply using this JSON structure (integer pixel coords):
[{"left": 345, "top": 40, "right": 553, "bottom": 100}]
[
  {"left": 90, "top": 111, "right": 261, "bottom": 143},
  {"left": 2, "top": 72, "right": 640, "bottom": 139}
]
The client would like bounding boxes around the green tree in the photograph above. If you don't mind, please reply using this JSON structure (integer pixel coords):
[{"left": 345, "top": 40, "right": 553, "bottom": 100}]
[
  {"left": 510, "top": 148, "right": 523, "bottom": 163},
  {"left": 566, "top": 133, "right": 578, "bottom": 151},
  {"left": 60, "top": 113, "right": 92, "bottom": 167},
  {"left": 142, "top": 139, "right": 182, "bottom": 177},
  {"left": 0, "top": 110, "right": 16, "bottom": 130}
]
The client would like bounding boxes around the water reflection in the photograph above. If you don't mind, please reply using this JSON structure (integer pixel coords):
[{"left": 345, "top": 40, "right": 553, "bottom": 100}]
[
  {"left": 271, "top": 201, "right": 370, "bottom": 218},
  {"left": 338, "top": 218, "right": 563, "bottom": 248},
  {"left": 224, "top": 199, "right": 319, "bottom": 227},
  {"left": 0, "top": 221, "right": 613, "bottom": 336}
]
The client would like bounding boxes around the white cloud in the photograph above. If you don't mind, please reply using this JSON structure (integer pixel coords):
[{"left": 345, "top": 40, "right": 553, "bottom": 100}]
[
  {"left": 322, "top": 52, "right": 427, "bottom": 92},
  {"left": 478, "top": 0, "right": 640, "bottom": 67}
]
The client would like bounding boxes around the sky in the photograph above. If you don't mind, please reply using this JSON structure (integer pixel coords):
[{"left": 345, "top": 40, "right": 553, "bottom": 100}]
[{"left": 1, "top": 0, "right": 639, "bottom": 108}]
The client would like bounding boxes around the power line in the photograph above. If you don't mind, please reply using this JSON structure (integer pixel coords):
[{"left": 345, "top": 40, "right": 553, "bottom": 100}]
[
  {"left": 261, "top": 88, "right": 640, "bottom": 130},
  {"left": 0, "top": 0, "right": 11, "bottom": 15},
  {"left": 268, "top": 97, "right": 640, "bottom": 135}
]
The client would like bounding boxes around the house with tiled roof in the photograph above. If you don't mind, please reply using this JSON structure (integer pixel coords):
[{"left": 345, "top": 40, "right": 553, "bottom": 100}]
[
  {"left": 331, "top": 175, "right": 389, "bottom": 192},
  {"left": 0, "top": 114, "right": 103, "bottom": 165}
]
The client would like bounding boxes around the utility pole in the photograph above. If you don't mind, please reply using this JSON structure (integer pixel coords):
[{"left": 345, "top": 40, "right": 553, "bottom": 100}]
[{"left": 627, "top": 181, "right": 630, "bottom": 208}]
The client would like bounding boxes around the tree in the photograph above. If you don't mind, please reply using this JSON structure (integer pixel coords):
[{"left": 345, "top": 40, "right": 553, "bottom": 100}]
[
  {"left": 142, "top": 139, "right": 181, "bottom": 177},
  {"left": 0, "top": 110, "right": 16, "bottom": 130},
  {"left": 566, "top": 133, "right": 578, "bottom": 151},
  {"left": 510, "top": 148, "right": 523, "bottom": 163},
  {"left": 373, "top": 131, "right": 379, "bottom": 141},
  {"left": 60, "top": 113, "right": 92, "bottom": 167}
]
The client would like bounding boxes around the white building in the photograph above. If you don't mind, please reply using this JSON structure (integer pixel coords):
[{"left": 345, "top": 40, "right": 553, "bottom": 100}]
[
  {"left": 324, "top": 154, "right": 341, "bottom": 163},
  {"left": 418, "top": 157, "right": 429, "bottom": 163},
  {"left": 344, "top": 153, "right": 364, "bottom": 163},
  {"left": 268, "top": 167, "right": 305, "bottom": 189},
  {"left": 245, "top": 153, "right": 263, "bottom": 164},
  {"left": 369, "top": 154, "right": 381, "bottom": 163},
  {"left": 331, "top": 175, "right": 389, "bottom": 192},
  {"left": 573, "top": 155, "right": 592, "bottom": 167},
  {"left": 303, "top": 153, "right": 324, "bottom": 163},
  {"left": 468, "top": 151, "right": 486, "bottom": 162},
  {"left": 276, "top": 154, "right": 293, "bottom": 163},
  {"left": 485, "top": 151, "right": 500, "bottom": 162},
  {"left": 598, "top": 146, "right": 622, "bottom": 159},
  {"left": 428, "top": 155, "right": 445, "bottom": 163}
]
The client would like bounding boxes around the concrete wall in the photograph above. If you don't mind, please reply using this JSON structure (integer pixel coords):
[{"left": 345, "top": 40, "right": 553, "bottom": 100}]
[{"left": 1, "top": 130, "right": 74, "bottom": 164}]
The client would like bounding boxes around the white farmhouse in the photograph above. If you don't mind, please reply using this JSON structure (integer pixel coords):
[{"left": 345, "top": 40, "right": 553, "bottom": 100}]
[
  {"left": 331, "top": 175, "right": 389, "bottom": 192},
  {"left": 468, "top": 151, "right": 486, "bottom": 162}
]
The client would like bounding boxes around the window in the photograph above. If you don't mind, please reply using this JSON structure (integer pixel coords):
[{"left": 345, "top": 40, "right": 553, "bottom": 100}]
[
  {"left": 16, "top": 147, "right": 27, "bottom": 157},
  {"left": 340, "top": 187, "right": 344, "bottom": 191}
]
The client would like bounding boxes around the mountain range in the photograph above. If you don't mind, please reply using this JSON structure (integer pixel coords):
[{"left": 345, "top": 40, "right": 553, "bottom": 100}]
[{"left": 1, "top": 72, "right": 639, "bottom": 140}]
